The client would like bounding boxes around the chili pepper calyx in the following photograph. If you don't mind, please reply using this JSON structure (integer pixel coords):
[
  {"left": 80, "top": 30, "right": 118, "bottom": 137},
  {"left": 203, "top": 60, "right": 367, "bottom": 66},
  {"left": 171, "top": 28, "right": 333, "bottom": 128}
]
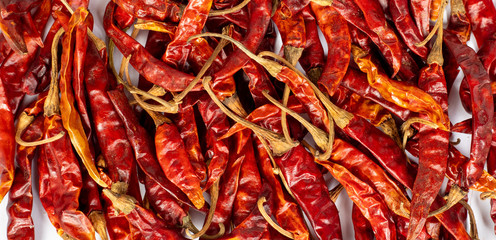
[
  {"left": 480, "top": 192, "right": 496, "bottom": 200},
  {"left": 309, "top": 0, "right": 333, "bottom": 6},
  {"left": 103, "top": 189, "right": 137, "bottom": 215},
  {"left": 88, "top": 211, "right": 108, "bottom": 240},
  {"left": 427, "top": 185, "right": 467, "bottom": 217},
  {"left": 283, "top": 45, "right": 304, "bottom": 66}
]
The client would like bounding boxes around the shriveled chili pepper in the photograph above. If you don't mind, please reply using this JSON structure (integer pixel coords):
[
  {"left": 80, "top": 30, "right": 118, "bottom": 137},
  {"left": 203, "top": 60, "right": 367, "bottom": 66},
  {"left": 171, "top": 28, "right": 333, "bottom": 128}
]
[
  {"left": 0, "top": 75, "right": 15, "bottom": 204},
  {"left": 462, "top": 0, "right": 496, "bottom": 46},
  {"left": 444, "top": 30, "right": 494, "bottom": 189},
  {"left": 112, "top": 0, "right": 182, "bottom": 22},
  {"left": 162, "top": 0, "right": 212, "bottom": 68},
  {"left": 410, "top": 0, "right": 431, "bottom": 36},
  {"left": 103, "top": 186, "right": 186, "bottom": 239},
  {"left": 272, "top": 4, "right": 306, "bottom": 65},
  {"left": 148, "top": 111, "right": 204, "bottom": 209},
  {"left": 104, "top": 2, "right": 200, "bottom": 93},
  {"left": 299, "top": 6, "right": 325, "bottom": 82},
  {"left": 388, "top": 0, "right": 428, "bottom": 58},
  {"left": 197, "top": 93, "right": 230, "bottom": 190},
  {"left": 448, "top": 0, "right": 471, "bottom": 44},
  {"left": 332, "top": 0, "right": 402, "bottom": 75},
  {"left": 107, "top": 88, "right": 196, "bottom": 208},
  {"left": 244, "top": 60, "right": 279, "bottom": 107},
  {"left": 113, "top": 5, "right": 135, "bottom": 29},
  {"left": 320, "top": 160, "right": 397, "bottom": 240},
  {"left": 352, "top": 45, "right": 450, "bottom": 130},
  {"left": 210, "top": 0, "right": 271, "bottom": 101},
  {"left": 7, "top": 115, "right": 43, "bottom": 240},
  {"left": 352, "top": 204, "right": 374, "bottom": 240},
  {"left": 340, "top": 67, "right": 411, "bottom": 121},
  {"left": 408, "top": 23, "right": 450, "bottom": 239},
  {"left": 311, "top": 3, "right": 350, "bottom": 95}
]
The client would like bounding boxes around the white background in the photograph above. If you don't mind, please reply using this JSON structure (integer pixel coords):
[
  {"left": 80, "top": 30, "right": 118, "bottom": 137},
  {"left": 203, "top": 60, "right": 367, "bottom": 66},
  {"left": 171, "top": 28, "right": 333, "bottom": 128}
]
[{"left": 0, "top": 0, "right": 495, "bottom": 239}]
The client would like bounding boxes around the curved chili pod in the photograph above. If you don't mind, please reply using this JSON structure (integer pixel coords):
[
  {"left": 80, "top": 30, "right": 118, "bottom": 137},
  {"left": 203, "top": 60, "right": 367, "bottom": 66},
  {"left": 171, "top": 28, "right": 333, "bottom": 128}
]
[
  {"left": 352, "top": 46, "right": 449, "bottom": 130},
  {"left": 0, "top": 79, "right": 14, "bottom": 203},
  {"left": 112, "top": 0, "right": 182, "bottom": 22},
  {"left": 7, "top": 115, "right": 43, "bottom": 240},
  {"left": 448, "top": 0, "right": 471, "bottom": 44},
  {"left": 444, "top": 31, "right": 494, "bottom": 189},
  {"left": 104, "top": 2, "right": 200, "bottom": 93},
  {"left": 410, "top": 0, "right": 431, "bottom": 36},
  {"left": 244, "top": 60, "right": 279, "bottom": 107},
  {"left": 409, "top": 63, "right": 450, "bottom": 239},
  {"left": 321, "top": 161, "right": 397, "bottom": 240},
  {"left": 388, "top": 0, "right": 428, "bottom": 58},
  {"left": 211, "top": 0, "right": 271, "bottom": 100},
  {"left": 352, "top": 204, "right": 374, "bottom": 240},
  {"left": 311, "top": 3, "right": 350, "bottom": 96},
  {"left": 299, "top": 7, "right": 325, "bottom": 81},
  {"left": 163, "top": 0, "right": 213, "bottom": 68},
  {"left": 462, "top": 0, "right": 496, "bottom": 47},
  {"left": 272, "top": 5, "right": 306, "bottom": 65}
]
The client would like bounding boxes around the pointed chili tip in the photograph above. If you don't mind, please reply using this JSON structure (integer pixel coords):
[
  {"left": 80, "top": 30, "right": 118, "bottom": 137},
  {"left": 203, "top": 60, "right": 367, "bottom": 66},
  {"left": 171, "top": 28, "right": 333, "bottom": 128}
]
[{"left": 88, "top": 211, "right": 109, "bottom": 240}]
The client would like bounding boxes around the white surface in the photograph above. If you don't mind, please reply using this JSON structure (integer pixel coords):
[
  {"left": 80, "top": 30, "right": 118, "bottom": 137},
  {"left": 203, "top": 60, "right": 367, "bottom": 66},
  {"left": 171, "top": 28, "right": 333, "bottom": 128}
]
[{"left": 1, "top": 0, "right": 496, "bottom": 239}]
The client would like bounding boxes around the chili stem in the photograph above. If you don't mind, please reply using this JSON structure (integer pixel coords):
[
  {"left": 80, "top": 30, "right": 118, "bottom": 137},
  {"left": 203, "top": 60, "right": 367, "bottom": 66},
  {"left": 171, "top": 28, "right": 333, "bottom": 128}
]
[{"left": 257, "top": 197, "right": 295, "bottom": 239}]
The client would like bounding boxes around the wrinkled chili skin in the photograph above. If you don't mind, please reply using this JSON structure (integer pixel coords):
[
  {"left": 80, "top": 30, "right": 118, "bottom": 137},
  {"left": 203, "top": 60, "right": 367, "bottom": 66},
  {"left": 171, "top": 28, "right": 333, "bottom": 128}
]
[
  {"left": 444, "top": 31, "right": 494, "bottom": 189},
  {"left": 462, "top": 0, "right": 496, "bottom": 47},
  {"left": 104, "top": 2, "right": 200, "bottom": 93},
  {"left": 276, "top": 145, "right": 343, "bottom": 240},
  {"left": 42, "top": 115, "right": 96, "bottom": 240},
  {"left": 6, "top": 115, "right": 43, "bottom": 240},
  {"left": 0, "top": 78, "right": 14, "bottom": 203},
  {"left": 312, "top": 4, "right": 350, "bottom": 95},
  {"left": 244, "top": 60, "right": 279, "bottom": 107},
  {"left": 388, "top": 0, "right": 428, "bottom": 58},
  {"left": 448, "top": 0, "right": 471, "bottom": 44},
  {"left": 409, "top": 64, "right": 450, "bottom": 239},
  {"left": 340, "top": 68, "right": 411, "bottom": 121},
  {"left": 410, "top": 0, "right": 431, "bottom": 36},
  {"left": 107, "top": 88, "right": 195, "bottom": 207},
  {"left": 112, "top": 0, "right": 181, "bottom": 22},
  {"left": 113, "top": 5, "right": 135, "bottom": 29},
  {"left": 211, "top": 0, "right": 272, "bottom": 100},
  {"left": 272, "top": 5, "right": 306, "bottom": 60},
  {"left": 299, "top": 7, "right": 325, "bottom": 77},
  {"left": 352, "top": 204, "right": 374, "bottom": 240},
  {"left": 155, "top": 121, "right": 204, "bottom": 209}
]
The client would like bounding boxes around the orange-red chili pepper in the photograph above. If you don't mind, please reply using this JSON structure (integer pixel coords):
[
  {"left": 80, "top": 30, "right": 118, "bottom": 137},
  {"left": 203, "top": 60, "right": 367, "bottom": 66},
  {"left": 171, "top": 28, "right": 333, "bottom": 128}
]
[{"left": 389, "top": 0, "right": 428, "bottom": 58}]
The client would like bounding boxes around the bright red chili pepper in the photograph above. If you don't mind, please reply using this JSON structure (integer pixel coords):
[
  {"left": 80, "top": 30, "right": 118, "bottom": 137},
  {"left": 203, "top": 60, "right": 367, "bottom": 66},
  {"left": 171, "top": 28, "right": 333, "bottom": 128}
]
[{"left": 410, "top": 0, "right": 431, "bottom": 36}]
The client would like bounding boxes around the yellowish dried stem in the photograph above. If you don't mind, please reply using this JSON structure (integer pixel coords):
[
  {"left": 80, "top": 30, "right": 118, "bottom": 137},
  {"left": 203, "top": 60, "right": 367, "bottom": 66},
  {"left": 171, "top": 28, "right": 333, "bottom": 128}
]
[
  {"left": 209, "top": 0, "right": 252, "bottom": 16},
  {"left": 186, "top": 180, "right": 222, "bottom": 239},
  {"left": 15, "top": 112, "right": 65, "bottom": 146},
  {"left": 428, "top": 185, "right": 467, "bottom": 217},
  {"left": 257, "top": 197, "right": 295, "bottom": 239}
]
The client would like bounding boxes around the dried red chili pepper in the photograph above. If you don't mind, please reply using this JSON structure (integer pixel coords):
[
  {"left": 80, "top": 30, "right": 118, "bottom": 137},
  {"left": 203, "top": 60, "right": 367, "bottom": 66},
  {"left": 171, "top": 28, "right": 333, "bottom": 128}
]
[
  {"left": 244, "top": 60, "right": 279, "bottom": 107},
  {"left": 352, "top": 204, "right": 374, "bottom": 240},
  {"left": 210, "top": 0, "right": 271, "bottom": 101},
  {"left": 352, "top": 46, "right": 450, "bottom": 130},
  {"left": 320, "top": 160, "right": 397, "bottom": 240},
  {"left": 408, "top": 23, "right": 450, "bottom": 239},
  {"left": 448, "top": 0, "right": 471, "bottom": 44},
  {"left": 272, "top": 5, "right": 306, "bottom": 65},
  {"left": 0, "top": 76, "right": 15, "bottom": 204},
  {"left": 113, "top": 5, "right": 135, "bottom": 29},
  {"left": 112, "top": 0, "right": 182, "bottom": 22},
  {"left": 299, "top": 6, "right": 325, "bottom": 82},
  {"left": 462, "top": 0, "right": 496, "bottom": 46},
  {"left": 389, "top": 0, "right": 428, "bottom": 58},
  {"left": 311, "top": 3, "right": 350, "bottom": 95},
  {"left": 7, "top": 115, "right": 43, "bottom": 240},
  {"left": 410, "top": 0, "right": 431, "bottom": 36},
  {"left": 444, "top": 31, "right": 494, "bottom": 190},
  {"left": 162, "top": 0, "right": 212, "bottom": 68},
  {"left": 103, "top": 186, "right": 186, "bottom": 239},
  {"left": 104, "top": 2, "right": 200, "bottom": 93}
]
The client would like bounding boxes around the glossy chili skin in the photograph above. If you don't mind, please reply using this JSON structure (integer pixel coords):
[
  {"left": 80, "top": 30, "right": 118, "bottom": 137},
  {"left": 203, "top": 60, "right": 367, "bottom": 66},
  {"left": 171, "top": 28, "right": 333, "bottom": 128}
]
[
  {"left": 444, "top": 31, "right": 494, "bottom": 189},
  {"left": 299, "top": 7, "right": 325, "bottom": 81},
  {"left": 311, "top": 3, "right": 350, "bottom": 95},
  {"left": 0, "top": 76, "right": 15, "bottom": 203},
  {"left": 409, "top": 63, "right": 450, "bottom": 239},
  {"left": 340, "top": 68, "right": 411, "bottom": 121},
  {"left": 112, "top": 0, "right": 182, "bottom": 22},
  {"left": 0, "top": 0, "right": 50, "bottom": 114},
  {"left": 197, "top": 93, "right": 230, "bottom": 190},
  {"left": 113, "top": 5, "right": 135, "bottom": 29},
  {"left": 155, "top": 120, "right": 204, "bottom": 209},
  {"left": 210, "top": 0, "right": 271, "bottom": 100},
  {"left": 276, "top": 145, "right": 343, "bottom": 240},
  {"left": 206, "top": 130, "right": 246, "bottom": 234},
  {"left": 163, "top": 0, "right": 212, "bottom": 68},
  {"left": 272, "top": 4, "right": 306, "bottom": 64},
  {"left": 462, "top": 0, "right": 496, "bottom": 47},
  {"left": 216, "top": 183, "right": 273, "bottom": 240},
  {"left": 322, "top": 161, "right": 397, "bottom": 240},
  {"left": 104, "top": 2, "right": 200, "bottom": 93},
  {"left": 410, "top": 0, "right": 431, "bottom": 36},
  {"left": 7, "top": 115, "right": 43, "bottom": 240},
  {"left": 144, "top": 175, "right": 188, "bottom": 228},
  {"left": 352, "top": 204, "right": 374, "bottom": 240},
  {"left": 244, "top": 60, "right": 279, "bottom": 107},
  {"left": 41, "top": 115, "right": 96, "bottom": 240},
  {"left": 388, "top": 0, "right": 428, "bottom": 58},
  {"left": 233, "top": 134, "right": 262, "bottom": 226}
]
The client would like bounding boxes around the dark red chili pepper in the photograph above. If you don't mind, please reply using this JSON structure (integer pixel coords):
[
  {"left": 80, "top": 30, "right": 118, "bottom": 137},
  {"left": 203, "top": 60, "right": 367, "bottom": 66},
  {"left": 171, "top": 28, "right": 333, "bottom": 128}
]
[
  {"left": 444, "top": 31, "right": 494, "bottom": 190},
  {"left": 448, "top": 0, "right": 471, "bottom": 44},
  {"left": 244, "top": 60, "right": 279, "bottom": 107},
  {"left": 311, "top": 3, "right": 350, "bottom": 96},
  {"left": 162, "top": 0, "right": 213, "bottom": 69},
  {"left": 340, "top": 68, "right": 411, "bottom": 121},
  {"left": 107, "top": 88, "right": 196, "bottom": 208},
  {"left": 410, "top": 0, "right": 431, "bottom": 36},
  {"left": 462, "top": 0, "right": 496, "bottom": 47},
  {"left": 113, "top": 5, "right": 135, "bottom": 29},
  {"left": 233, "top": 134, "right": 262, "bottom": 226},
  {"left": 352, "top": 204, "right": 374, "bottom": 240},
  {"left": 210, "top": 0, "right": 271, "bottom": 101},
  {"left": 104, "top": 2, "right": 200, "bottom": 93},
  {"left": 197, "top": 93, "right": 230, "bottom": 190},
  {"left": 112, "top": 0, "right": 182, "bottom": 22},
  {"left": 138, "top": 30, "right": 172, "bottom": 91},
  {"left": 299, "top": 6, "right": 325, "bottom": 82},
  {"left": 7, "top": 115, "right": 43, "bottom": 240},
  {"left": 388, "top": 0, "right": 428, "bottom": 58}
]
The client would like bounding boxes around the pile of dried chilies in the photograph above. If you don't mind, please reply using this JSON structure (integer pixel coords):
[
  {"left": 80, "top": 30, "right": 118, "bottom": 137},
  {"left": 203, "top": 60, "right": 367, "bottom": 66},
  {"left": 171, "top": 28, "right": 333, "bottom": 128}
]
[{"left": 2, "top": 0, "right": 496, "bottom": 239}]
